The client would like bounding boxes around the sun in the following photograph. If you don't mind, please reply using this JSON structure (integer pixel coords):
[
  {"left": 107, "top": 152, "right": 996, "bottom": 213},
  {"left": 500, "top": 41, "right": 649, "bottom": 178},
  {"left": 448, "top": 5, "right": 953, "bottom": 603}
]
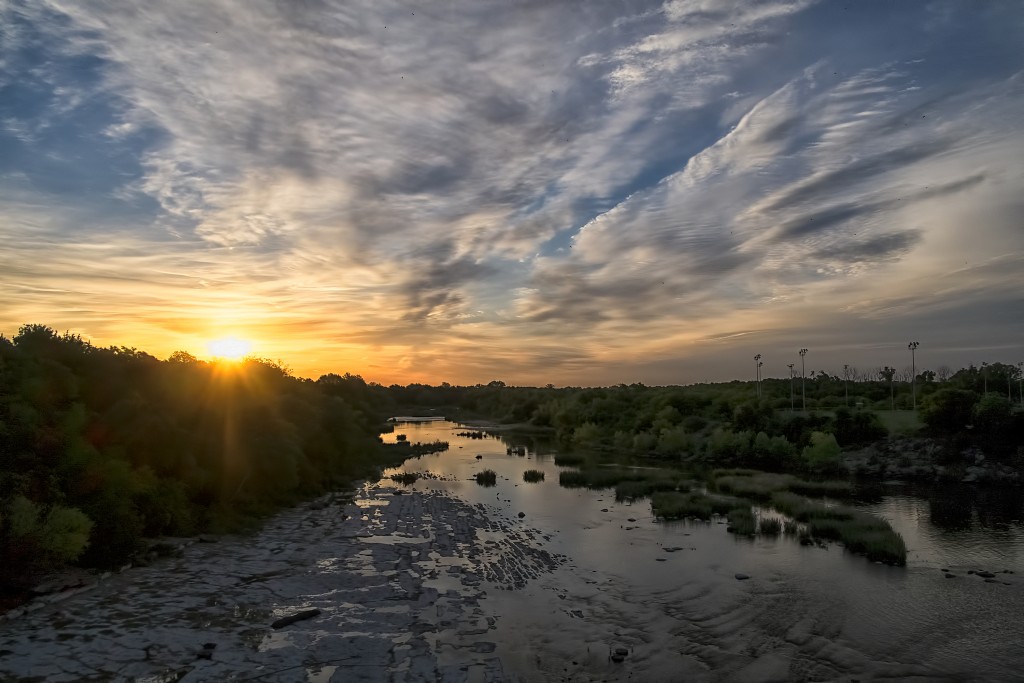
[{"left": 206, "top": 336, "right": 252, "bottom": 361}]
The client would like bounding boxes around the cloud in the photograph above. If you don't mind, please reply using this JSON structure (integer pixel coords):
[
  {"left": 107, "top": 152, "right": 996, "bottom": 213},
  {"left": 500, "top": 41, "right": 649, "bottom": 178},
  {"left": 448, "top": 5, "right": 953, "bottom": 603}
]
[{"left": 2, "top": 1, "right": 1023, "bottom": 384}]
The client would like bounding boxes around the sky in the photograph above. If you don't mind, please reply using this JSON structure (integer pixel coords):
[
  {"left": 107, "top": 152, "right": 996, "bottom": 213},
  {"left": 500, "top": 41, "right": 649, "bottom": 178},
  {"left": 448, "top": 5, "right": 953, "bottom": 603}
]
[{"left": 1, "top": 0, "right": 1023, "bottom": 386}]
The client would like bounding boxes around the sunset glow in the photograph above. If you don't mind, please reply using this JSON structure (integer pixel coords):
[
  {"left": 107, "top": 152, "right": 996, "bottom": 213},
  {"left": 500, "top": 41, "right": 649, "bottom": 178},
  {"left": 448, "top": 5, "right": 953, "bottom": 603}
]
[
  {"left": 207, "top": 337, "right": 252, "bottom": 362},
  {"left": 1, "top": 2, "right": 1022, "bottom": 384}
]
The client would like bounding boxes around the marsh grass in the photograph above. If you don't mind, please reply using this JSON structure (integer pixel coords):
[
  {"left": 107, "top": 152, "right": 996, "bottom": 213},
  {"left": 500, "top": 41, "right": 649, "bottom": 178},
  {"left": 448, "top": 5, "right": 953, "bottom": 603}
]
[
  {"left": 769, "top": 492, "right": 906, "bottom": 565},
  {"left": 727, "top": 507, "right": 757, "bottom": 536},
  {"left": 614, "top": 476, "right": 689, "bottom": 502},
  {"left": 389, "top": 472, "right": 419, "bottom": 485},
  {"left": 713, "top": 471, "right": 853, "bottom": 501},
  {"left": 758, "top": 517, "right": 783, "bottom": 536},
  {"left": 651, "top": 492, "right": 712, "bottom": 520},
  {"left": 522, "top": 469, "right": 545, "bottom": 483},
  {"left": 475, "top": 469, "right": 498, "bottom": 486},
  {"left": 554, "top": 453, "right": 587, "bottom": 466}
]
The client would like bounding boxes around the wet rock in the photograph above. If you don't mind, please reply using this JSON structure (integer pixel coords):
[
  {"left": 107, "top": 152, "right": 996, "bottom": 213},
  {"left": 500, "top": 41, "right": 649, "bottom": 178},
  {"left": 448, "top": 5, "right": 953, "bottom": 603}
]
[
  {"left": 600, "top": 508, "right": 609, "bottom": 512},
  {"left": 976, "top": 571, "right": 996, "bottom": 579},
  {"left": 271, "top": 608, "right": 321, "bottom": 629},
  {"left": 944, "top": 573, "right": 956, "bottom": 579},
  {"left": 627, "top": 518, "right": 636, "bottom": 522},
  {"left": 984, "top": 578, "right": 999, "bottom": 584},
  {"left": 517, "top": 512, "right": 525, "bottom": 518},
  {"left": 475, "top": 455, "right": 483, "bottom": 460},
  {"left": 196, "top": 642, "right": 216, "bottom": 660},
  {"left": 735, "top": 573, "right": 750, "bottom": 581}
]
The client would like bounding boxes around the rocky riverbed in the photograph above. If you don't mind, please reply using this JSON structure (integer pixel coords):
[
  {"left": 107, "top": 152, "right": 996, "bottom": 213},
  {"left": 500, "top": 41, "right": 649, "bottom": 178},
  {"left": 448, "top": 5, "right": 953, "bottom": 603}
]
[{"left": 0, "top": 485, "right": 565, "bottom": 682}]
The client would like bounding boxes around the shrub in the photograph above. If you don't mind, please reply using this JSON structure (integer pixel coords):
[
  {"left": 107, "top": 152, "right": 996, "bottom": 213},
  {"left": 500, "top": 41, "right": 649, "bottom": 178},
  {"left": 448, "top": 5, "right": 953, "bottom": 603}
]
[
  {"left": 475, "top": 470, "right": 498, "bottom": 486},
  {"left": 522, "top": 470, "right": 545, "bottom": 483},
  {"left": 390, "top": 472, "right": 419, "bottom": 485},
  {"left": 759, "top": 517, "right": 782, "bottom": 536}
]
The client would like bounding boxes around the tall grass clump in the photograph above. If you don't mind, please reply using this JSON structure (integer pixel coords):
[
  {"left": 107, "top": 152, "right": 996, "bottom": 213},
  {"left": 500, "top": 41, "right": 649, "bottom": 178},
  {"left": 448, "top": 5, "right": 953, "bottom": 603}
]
[
  {"left": 614, "top": 475, "right": 690, "bottom": 502},
  {"left": 522, "top": 469, "right": 545, "bottom": 483},
  {"left": 389, "top": 472, "right": 419, "bottom": 485},
  {"left": 769, "top": 492, "right": 906, "bottom": 565},
  {"left": 651, "top": 492, "right": 713, "bottom": 521},
  {"left": 475, "top": 470, "right": 498, "bottom": 486},
  {"left": 759, "top": 517, "right": 783, "bottom": 536},
  {"left": 556, "top": 467, "right": 651, "bottom": 490},
  {"left": 726, "top": 507, "right": 756, "bottom": 536},
  {"left": 554, "top": 453, "right": 587, "bottom": 466}
]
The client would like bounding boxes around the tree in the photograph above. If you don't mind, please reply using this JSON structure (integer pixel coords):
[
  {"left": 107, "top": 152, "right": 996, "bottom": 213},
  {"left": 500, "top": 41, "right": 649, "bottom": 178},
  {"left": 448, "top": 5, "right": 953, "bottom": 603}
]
[
  {"left": 802, "top": 432, "right": 841, "bottom": 472},
  {"left": 920, "top": 389, "right": 979, "bottom": 435}
]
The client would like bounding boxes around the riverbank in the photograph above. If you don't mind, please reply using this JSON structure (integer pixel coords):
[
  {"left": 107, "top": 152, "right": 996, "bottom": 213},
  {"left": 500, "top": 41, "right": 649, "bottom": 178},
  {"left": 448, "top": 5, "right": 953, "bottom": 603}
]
[{"left": 0, "top": 482, "right": 565, "bottom": 682}]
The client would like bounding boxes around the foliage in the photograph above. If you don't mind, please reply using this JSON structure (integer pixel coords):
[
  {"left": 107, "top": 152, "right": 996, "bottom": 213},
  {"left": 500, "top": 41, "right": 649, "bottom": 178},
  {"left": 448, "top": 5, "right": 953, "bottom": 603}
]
[
  {"left": 0, "top": 325, "right": 388, "bottom": 587},
  {"left": 522, "top": 469, "right": 545, "bottom": 483},
  {"left": 475, "top": 470, "right": 497, "bottom": 486},
  {"left": 801, "top": 432, "right": 841, "bottom": 472}
]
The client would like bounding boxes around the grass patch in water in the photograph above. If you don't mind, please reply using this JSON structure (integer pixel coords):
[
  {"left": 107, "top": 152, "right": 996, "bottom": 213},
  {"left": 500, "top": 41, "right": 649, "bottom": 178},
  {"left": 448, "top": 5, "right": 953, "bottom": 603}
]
[
  {"left": 651, "top": 492, "right": 713, "bottom": 521},
  {"left": 475, "top": 469, "right": 498, "bottom": 486},
  {"left": 727, "top": 507, "right": 756, "bottom": 536},
  {"left": 389, "top": 472, "right": 419, "bottom": 485},
  {"left": 713, "top": 471, "right": 853, "bottom": 501},
  {"left": 554, "top": 453, "right": 587, "bottom": 466},
  {"left": 769, "top": 492, "right": 906, "bottom": 565},
  {"left": 759, "top": 517, "right": 783, "bottom": 536},
  {"left": 522, "top": 469, "right": 545, "bottom": 483},
  {"left": 614, "top": 476, "right": 689, "bottom": 502}
]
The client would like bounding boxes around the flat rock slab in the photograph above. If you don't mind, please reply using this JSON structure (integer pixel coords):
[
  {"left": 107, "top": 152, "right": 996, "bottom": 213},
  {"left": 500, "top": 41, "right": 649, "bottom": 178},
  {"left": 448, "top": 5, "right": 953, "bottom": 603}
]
[{"left": 0, "top": 487, "right": 566, "bottom": 682}]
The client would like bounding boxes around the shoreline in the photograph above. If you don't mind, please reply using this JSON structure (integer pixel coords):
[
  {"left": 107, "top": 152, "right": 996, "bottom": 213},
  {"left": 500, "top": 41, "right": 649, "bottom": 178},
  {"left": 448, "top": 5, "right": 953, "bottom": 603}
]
[{"left": 0, "top": 480, "right": 565, "bottom": 682}]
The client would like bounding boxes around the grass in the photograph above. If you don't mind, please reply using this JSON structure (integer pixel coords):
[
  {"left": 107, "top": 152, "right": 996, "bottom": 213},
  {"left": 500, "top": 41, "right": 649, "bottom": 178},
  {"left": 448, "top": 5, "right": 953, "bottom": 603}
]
[
  {"left": 475, "top": 469, "right": 498, "bottom": 486},
  {"left": 522, "top": 469, "right": 545, "bottom": 483},
  {"left": 876, "top": 410, "right": 923, "bottom": 436},
  {"left": 614, "top": 477, "right": 689, "bottom": 502},
  {"left": 651, "top": 492, "right": 713, "bottom": 521},
  {"left": 727, "top": 507, "right": 756, "bottom": 536},
  {"left": 650, "top": 491, "right": 741, "bottom": 521},
  {"left": 759, "top": 517, "right": 783, "bottom": 536},
  {"left": 713, "top": 471, "right": 853, "bottom": 501},
  {"left": 556, "top": 467, "right": 650, "bottom": 490},
  {"left": 769, "top": 491, "right": 906, "bottom": 565},
  {"left": 389, "top": 472, "right": 419, "bottom": 485},
  {"left": 554, "top": 453, "right": 587, "bottom": 466}
]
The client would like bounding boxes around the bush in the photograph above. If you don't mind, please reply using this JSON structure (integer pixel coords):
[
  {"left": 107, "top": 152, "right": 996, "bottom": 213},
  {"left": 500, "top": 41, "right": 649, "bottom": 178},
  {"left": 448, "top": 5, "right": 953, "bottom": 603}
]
[
  {"left": 522, "top": 470, "right": 545, "bottom": 483},
  {"left": 802, "top": 432, "right": 841, "bottom": 472},
  {"left": 390, "top": 472, "right": 419, "bottom": 485},
  {"left": 759, "top": 517, "right": 782, "bottom": 536},
  {"left": 475, "top": 470, "right": 498, "bottom": 486}
]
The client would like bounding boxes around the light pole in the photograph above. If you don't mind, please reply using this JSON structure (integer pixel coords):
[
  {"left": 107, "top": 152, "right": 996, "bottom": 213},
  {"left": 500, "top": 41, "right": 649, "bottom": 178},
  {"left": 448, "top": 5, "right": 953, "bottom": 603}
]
[
  {"left": 787, "top": 364, "right": 795, "bottom": 411},
  {"left": 982, "top": 362, "right": 989, "bottom": 394},
  {"left": 754, "top": 354, "right": 762, "bottom": 399},
  {"left": 843, "top": 364, "right": 850, "bottom": 407},
  {"left": 799, "top": 349, "right": 808, "bottom": 412},
  {"left": 1018, "top": 362, "right": 1023, "bottom": 409},
  {"left": 758, "top": 360, "right": 764, "bottom": 400},
  {"left": 908, "top": 341, "right": 919, "bottom": 411}
]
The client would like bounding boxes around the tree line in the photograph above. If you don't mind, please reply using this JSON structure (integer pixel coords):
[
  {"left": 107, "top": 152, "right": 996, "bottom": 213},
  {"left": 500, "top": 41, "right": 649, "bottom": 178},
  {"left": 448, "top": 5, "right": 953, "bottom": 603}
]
[
  {"left": 2, "top": 325, "right": 1021, "bottom": 594},
  {"left": 0, "top": 325, "right": 392, "bottom": 592}
]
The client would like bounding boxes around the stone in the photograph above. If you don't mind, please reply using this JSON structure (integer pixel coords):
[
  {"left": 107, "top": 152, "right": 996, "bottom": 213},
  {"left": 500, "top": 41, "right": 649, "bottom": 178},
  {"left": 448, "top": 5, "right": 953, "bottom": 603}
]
[
  {"left": 517, "top": 512, "right": 525, "bottom": 518},
  {"left": 735, "top": 573, "right": 750, "bottom": 581},
  {"left": 976, "top": 571, "right": 996, "bottom": 579},
  {"left": 271, "top": 608, "right": 322, "bottom": 629}
]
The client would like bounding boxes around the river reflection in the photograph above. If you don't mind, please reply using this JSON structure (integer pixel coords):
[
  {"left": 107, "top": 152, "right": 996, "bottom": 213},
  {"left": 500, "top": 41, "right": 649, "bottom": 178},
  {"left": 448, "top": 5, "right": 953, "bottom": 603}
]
[{"left": 382, "top": 419, "right": 1024, "bottom": 680}]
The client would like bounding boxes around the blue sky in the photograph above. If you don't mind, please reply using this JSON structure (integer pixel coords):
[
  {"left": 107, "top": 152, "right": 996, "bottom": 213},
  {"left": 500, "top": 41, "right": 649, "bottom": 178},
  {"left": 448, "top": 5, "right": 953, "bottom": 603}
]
[{"left": 1, "top": 0, "right": 1022, "bottom": 384}]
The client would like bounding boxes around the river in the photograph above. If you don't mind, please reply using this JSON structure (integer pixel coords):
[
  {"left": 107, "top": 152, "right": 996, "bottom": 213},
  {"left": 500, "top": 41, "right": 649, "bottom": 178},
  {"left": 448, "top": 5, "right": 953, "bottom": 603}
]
[{"left": 0, "top": 420, "right": 1021, "bottom": 681}]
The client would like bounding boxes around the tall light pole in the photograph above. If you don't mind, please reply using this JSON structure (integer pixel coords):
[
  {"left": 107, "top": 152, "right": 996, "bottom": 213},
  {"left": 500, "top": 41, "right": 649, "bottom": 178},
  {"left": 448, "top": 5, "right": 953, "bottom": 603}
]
[
  {"left": 758, "top": 360, "right": 764, "bottom": 399},
  {"left": 843, "top": 364, "right": 850, "bottom": 407},
  {"left": 982, "top": 362, "right": 989, "bottom": 394},
  {"left": 799, "top": 348, "right": 808, "bottom": 412},
  {"left": 754, "top": 354, "right": 762, "bottom": 399},
  {"left": 787, "top": 364, "right": 795, "bottom": 411},
  {"left": 1018, "top": 362, "right": 1023, "bottom": 409},
  {"left": 908, "top": 341, "right": 919, "bottom": 411}
]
